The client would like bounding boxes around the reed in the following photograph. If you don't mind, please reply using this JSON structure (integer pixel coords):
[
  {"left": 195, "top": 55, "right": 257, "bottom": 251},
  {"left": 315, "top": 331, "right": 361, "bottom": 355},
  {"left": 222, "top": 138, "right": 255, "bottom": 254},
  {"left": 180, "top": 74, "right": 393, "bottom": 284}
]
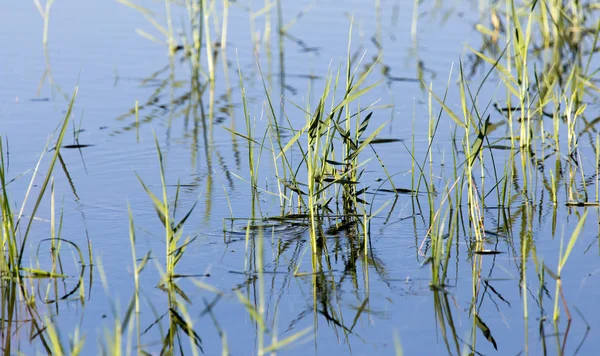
[{"left": 5, "top": 0, "right": 600, "bottom": 354}]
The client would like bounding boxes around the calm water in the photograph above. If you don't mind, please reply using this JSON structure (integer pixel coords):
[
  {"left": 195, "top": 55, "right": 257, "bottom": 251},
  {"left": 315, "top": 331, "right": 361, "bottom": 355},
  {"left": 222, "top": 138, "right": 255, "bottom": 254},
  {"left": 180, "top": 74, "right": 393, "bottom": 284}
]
[{"left": 1, "top": 1, "right": 599, "bottom": 355}]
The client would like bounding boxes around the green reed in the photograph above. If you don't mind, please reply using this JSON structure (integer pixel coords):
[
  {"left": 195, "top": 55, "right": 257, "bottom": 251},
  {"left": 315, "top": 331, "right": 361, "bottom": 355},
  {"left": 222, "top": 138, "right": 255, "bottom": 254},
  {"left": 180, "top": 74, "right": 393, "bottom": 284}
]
[
  {"left": 1, "top": 88, "right": 77, "bottom": 278},
  {"left": 8, "top": 0, "right": 600, "bottom": 354},
  {"left": 136, "top": 135, "right": 198, "bottom": 280},
  {"left": 225, "top": 23, "right": 387, "bottom": 262},
  {"left": 0, "top": 88, "right": 94, "bottom": 355},
  {"left": 419, "top": 0, "right": 600, "bottom": 353}
]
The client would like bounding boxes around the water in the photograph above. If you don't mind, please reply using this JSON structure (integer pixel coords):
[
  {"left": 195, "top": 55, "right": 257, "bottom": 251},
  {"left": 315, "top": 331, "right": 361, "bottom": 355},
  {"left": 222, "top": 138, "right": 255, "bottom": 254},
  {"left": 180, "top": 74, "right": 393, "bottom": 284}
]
[{"left": 1, "top": 0, "right": 599, "bottom": 355}]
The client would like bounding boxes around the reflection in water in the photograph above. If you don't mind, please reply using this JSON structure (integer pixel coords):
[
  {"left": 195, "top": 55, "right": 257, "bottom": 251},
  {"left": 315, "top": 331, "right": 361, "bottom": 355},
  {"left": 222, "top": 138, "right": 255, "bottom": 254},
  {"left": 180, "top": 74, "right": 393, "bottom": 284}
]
[
  {"left": 225, "top": 216, "right": 378, "bottom": 354},
  {"left": 2, "top": 0, "right": 600, "bottom": 354}
]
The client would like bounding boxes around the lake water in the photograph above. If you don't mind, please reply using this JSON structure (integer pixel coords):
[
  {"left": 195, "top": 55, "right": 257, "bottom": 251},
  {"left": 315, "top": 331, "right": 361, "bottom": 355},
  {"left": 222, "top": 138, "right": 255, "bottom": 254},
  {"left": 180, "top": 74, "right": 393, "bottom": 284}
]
[{"left": 1, "top": 0, "right": 599, "bottom": 355}]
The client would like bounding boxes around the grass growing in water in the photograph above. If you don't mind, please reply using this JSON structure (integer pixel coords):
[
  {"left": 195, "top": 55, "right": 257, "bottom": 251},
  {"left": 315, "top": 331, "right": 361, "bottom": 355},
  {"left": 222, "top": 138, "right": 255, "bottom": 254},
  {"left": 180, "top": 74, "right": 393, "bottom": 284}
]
[{"left": 3, "top": 0, "right": 600, "bottom": 354}]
